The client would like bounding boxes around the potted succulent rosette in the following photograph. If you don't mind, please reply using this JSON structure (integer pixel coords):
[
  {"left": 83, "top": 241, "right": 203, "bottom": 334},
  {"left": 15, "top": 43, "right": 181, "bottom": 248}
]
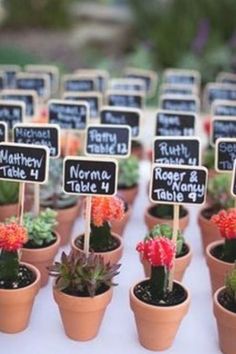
[
  {"left": 0, "top": 180, "right": 19, "bottom": 222},
  {"left": 139, "top": 224, "right": 192, "bottom": 282},
  {"left": 49, "top": 251, "right": 120, "bottom": 341},
  {"left": 206, "top": 209, "right": 236, "bottom": 294},
  {"left": 0, "top": 222, "right": 40, "bottom": 333},
  {"left": 130, "top": 237, "right": 190, "bottom": 351},
  {"left": 117, "top": 155, "right": 140, "bottom": 205},
  {"left": 72, "top": 196, "right": 124, "bottom": 265},
  {"left": 214, "top": 267, "right": 236, "bottom": 354}
]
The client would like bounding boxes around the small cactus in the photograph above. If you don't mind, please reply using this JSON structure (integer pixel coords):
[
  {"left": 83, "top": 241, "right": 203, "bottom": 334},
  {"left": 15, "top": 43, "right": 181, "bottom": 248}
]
[
  {"left": 226, "top": 267, "right": 236, "bottom": 302},
  {"left": 118, "top": 156, "right": 139, "bottom": 188}
]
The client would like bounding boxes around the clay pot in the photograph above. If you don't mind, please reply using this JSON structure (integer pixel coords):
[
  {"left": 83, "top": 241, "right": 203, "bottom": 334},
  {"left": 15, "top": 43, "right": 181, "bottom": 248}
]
[
  {"left": 0, "top": 203, "right": 18, "bottom": 222},
  {"left": 111, "top": 205, "right": 132, "bottom": 236},
  {"left": 21, "top": 232, "right": 60, "bottom": 287},
  {"left": 214, "top": 287, "right": 236, "bottom": 354},
  {"left": 72, "top": 233, "right": 123, "bottom": 265},
  {"left": 144, "top": 205, "right": 189, "bottom": 232},
  {"left": 53, "top": 286, "right": 113, "bottom": 341},
  {"left": 131, "top": 141, "right": 144, "bottom": 160},
  {"left": 54, "top": 203, "right": 78, "bottom": 246},
  {"left": 0, "top": 263, "right": 40, "bottom": 333},
  {"left": 206, "top": 241, "right": 235, "bottom": 294},
  {"left": 117, "top": 185, "right": 139, "bottom": 205},
  {"left": 198, "top": 208, "right": 221, "bottom": 253},
  {"left": 130, "top": 280, "right": 190, "bottom": 351},
  {"left": 140, "top": 243, "right": 192, "bottom": 282}
]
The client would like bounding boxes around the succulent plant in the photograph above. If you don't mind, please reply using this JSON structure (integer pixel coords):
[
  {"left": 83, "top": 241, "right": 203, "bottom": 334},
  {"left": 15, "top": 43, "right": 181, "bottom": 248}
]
[
  {"left": 0, "top": 180, "right": 19, "bottom": 205},
  {"left": 49, "top": 251, "right": 120, "bottom": 297},
  {"left": 208, "top": 174, "right": 234, "bottom": 210},
  {"left": 203, "top": 146, "right": 215, "bottom": 170},
  {"left": 118, "top": 155, "right": 139, "bottom": 188},
  {"left": 226, "top": 267, "right": 236, "bottom": 302}
]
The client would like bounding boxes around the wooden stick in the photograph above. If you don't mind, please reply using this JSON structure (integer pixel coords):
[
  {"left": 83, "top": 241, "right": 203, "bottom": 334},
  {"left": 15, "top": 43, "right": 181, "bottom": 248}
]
[
  {"left": 17, "top": 183, "right": 25, "bottom": 226},
  {"left": 33, "top": 184, "right": 40, "bottom": 216},
  {"left": 168, "top": 204, "right": 180, "bottom": 291},
  {"left": 65, "top": 130, "right": 70, "bottom": 157},
  {"left": 84, "top": 196, "right": 92, "bottom": 257}
]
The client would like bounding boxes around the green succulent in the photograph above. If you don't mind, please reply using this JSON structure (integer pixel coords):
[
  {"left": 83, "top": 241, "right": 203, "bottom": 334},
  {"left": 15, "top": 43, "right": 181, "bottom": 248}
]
[
  {"left": 203, "top": 146, "right": 215, "bottom": 170},
  {"left": 118, "top": 156, "right": 139, "bottom": 188},
  {"left": 226, "top": 267, "right": 236, "bottom": 302},
  {"left": 208, "top": 174, "right": 234, "bottom": 209},
  {"left": 49, "top": 251, "right": 120, "bottom": 297},
  {"left": 0, "top": 180, "right": 19, "bottom": 205}
]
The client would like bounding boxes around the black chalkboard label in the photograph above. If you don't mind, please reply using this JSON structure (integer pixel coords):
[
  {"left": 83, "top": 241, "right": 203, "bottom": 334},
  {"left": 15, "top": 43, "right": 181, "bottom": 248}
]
[
  {"left": 0, "top": 101, "right": 24, "bottom": 129},
  {"left": 0, "top": 65, "right": 20, "bottom": 88},
  {"left": 215, "top": 138, "right": 236, "bottom": 172},
  {"left": 211, "top": 117, "right": 236, "bottom": 145},
  {"left": 163, "top": 69, "right": 200, "bottom": 86},
  {"left": 0, "top": 143, "right": 49, "bottom": 183},
  {"left": 109, "top": 79, "right": 145, "bottom": 92},
  {"left": 0, "top": 122, "right": 7, "bottom": 142},
  {"left": 160, "top": 95, "right": 199, "bottom": 113},
  {"left": 160, "top": 84, "right": 197, "bottom": 96},
  {"left": 212, "top": 100, "right": 236, "bottom": 116},
  {"left": 86, "top": 125, "right": 131, "bottom": 157},
  {"left": 16, "top": 73, "right": 50, "bottom": 98},
  {"left": 63, "top": 76, "right": 97, "bottom": 92},
  {"left": 150, "top": 164, "right": 207, "bottom": 205},
  {"left": 63, "top": 93, "right": 102, "bottom": 119},
  {"left": 48, "top": 99, "right": 88, "bottom": 130},
  {"left": 153, "top": 137, "right": 200, "bottom": 166},
  {"left": 74, "top": 69, "right": 109, "bottom": 92},
  {"left": 13, "top": 124, "right": 60, "bottom": 158},
  {"left": 106, "top": 91, "right": 144, "bottom": 109},
  {"left": 204, "top": 83, "right": 236, "bottom": 108},
  {"left": 63, "top": 157, "right": 118, "bottom": 196},
  {"left": 155, "top": 110, "right": 195, "bottom": 136},
  {"left": 0, "top": 74, "right": 5, "bottom": 90},
  {"left": 217, "top": 72, "right": 236, "bottom": 85},
  {"left": 25, "top": 65, "right": 59, "bottom": 94},
  {"left": 0, "top": 90, "right": 36, "bottom": 117},
  {"left": 124, "top": 67, "right": 158, "bottom": 96},
  {"left": 100, "top": 106, "right": 141, "bottom": 138}
]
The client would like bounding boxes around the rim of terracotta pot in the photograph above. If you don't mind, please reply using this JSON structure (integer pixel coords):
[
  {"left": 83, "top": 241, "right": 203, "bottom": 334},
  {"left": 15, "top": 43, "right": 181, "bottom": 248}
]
[
  {"left": 176, "top": 242, "right": 192, "bottom": 262},
  {"left": 72, "top": 233, "right": 123, "bottom": 255},
  {"left": 0, "top": 262, "right": 41, "bottom": 294},
  {"left": 214, "top": 286, "right": 236, "bottom": 318},
  {"left": 145, "top": 204, "right": 189, "bottom": 221},
  {"left": 22, "top": 231, "right": 61, "bottom": 254},
  {"left": 206, "top": 240, "right": 235, "bottom": 266},
  {"left": 130, "top": 279, "right": 190, "bottom": 311},
  {"left": 198, "top": 206, "right": 219, "bottom": 224},
  {"left": 118, "top": 183, "right": 139, "bottom": 192}
]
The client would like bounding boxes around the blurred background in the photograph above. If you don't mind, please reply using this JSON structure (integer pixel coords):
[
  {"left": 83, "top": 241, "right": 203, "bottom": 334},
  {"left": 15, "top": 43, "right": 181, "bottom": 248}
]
[{"left": 0, "top": 0, "right": 236, "bottom": 84}]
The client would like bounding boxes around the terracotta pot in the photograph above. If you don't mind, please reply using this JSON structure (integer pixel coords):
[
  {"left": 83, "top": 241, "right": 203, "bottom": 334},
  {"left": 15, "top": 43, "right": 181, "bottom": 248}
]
[
  {"left": 198, "top": 209, "right": 221, "bottom": 253},
  {"left": 54, "top": 203, "right": 78, "bottom": 246},
  {"left": 140, "top": 243, "right": 192, "bottom": 282},
  {"left": 144, "top": 205, "right": 189, "bottom": 232},
  {"left": 131, "top": 142, "right": 144, "bottom": 160},
  {"left": 117, "top": 185, "right": 139, "bottom": 205},
  {"left": 0, "top": 263, "right": 40, "bottom": 333},
  {"left": 0, "top": 203, "right": 18, "bottom": 222},
  {"left": 53, "top": 286, "right": 113, "bottom": 341},
  {"left": 130, "top": 280, "right": 190, "bottom": 351},
  {"left": 206, "top": 241, "right": 235, "bottom": 295},
  {"left": 111, "top": 205, "right": 132, "bottom": 236},
  {"left": 72, "top": 233, "right": 123, "bottom": 265},
  {"left": 214, "top": 287, "right": 236, "bottom": 354},
  {"left": 21, "top": 232, "right": 60, "bottom": 287}
]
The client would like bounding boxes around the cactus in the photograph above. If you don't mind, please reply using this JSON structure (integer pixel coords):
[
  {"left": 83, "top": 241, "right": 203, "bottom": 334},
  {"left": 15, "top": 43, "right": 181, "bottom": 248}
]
[
  {"left": 225, "top": 267, "right": 236, "bottom": 304},
  {"left": 0, "top": 180, "right": 19, "bottom": 205},
  {"left": 118, "top": 156, "right": 139, "bottom": 188},
  {"left": 208, "top": 174, "right": 234, "bottom": 210}
]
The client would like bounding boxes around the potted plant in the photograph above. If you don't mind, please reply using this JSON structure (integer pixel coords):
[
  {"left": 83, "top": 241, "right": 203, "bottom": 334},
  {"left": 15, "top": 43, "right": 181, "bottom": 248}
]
[
  {"left": 198, "top": 174, "right": 234, "bottom": 253},
  {"left": 139, "top": 224, "right": 192, "bottom": 281},
  {"left": 0, "top": 222, "right": 40, "bottom": 333},
  {"left": 10, "top": 209, "right": 60, "bottom": 287},
  {"left": 130, "top": 237, "right": 190, "bottom": 351},
  {"left": 206, "top": 209, "right": 236, "bottom": 294},
  {"left": 117, "top": 155, "right": 140, "bottom": 205},
  {"left": 49, "top": 251, "right": 120, "bottom": 341},
  {"left": 72, "top": 196, "right": 124, "bottom": 265},
  {"left": 214, "top": 267, "right": 236, "bottom": 354},
  {"left": 40, "top": 158, "right": 80, "bottom": 246},
  {"left": 0, "top": 180, "right": 19, "bottom": 222},
  {"left": 131, "top": 139, "right": 144, "bottom": 160}
]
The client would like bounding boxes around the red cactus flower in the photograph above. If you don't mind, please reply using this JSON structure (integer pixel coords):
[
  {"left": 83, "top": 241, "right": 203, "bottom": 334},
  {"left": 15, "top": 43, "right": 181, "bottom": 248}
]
[
  {"left": 91, "top": 196, "right": 125, "bottom": 227},
  {"left": 0, "top": 223, "right": 28, "bottom": 252},
  {"left": 203, "top": 117, "right": 211, "bottom": 137},
  {"left": 211, "top": 209, "right": 236, "bottom": 239},
  {"left": 136, "top": 237, "right": 176, "bottom": 269}
]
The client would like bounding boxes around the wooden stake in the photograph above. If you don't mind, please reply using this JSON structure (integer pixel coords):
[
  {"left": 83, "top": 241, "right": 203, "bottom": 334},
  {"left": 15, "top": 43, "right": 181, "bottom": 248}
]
[
  {"left": 84, "top": 196, "right": 92, "bottom": 257},
  {"left": 168, "top": 204, "right": 180, "bottom": 291},
  {"left": 17, "top": 183, "right": 25, "bottom": 226},
  {"left": 65, "top": 130, "right": 70, "bottom": 157},
  {"left": 33, "top": 184, "right": 40, "bottom": 216}
]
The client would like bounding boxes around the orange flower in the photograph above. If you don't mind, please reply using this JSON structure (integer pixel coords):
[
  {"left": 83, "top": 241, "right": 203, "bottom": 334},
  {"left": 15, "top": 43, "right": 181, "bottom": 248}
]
[
  {"left": 211, "top": 209, "right": 236, "bottom": 239},
  {"left": 61, "top": 133, "right": 81, "bottom": 156},
  {"left": 91, "top": 196, "right": 125, "bottom": 227},
  {"left": 0, "top": 223, "right": 28, "bottom": 252}
]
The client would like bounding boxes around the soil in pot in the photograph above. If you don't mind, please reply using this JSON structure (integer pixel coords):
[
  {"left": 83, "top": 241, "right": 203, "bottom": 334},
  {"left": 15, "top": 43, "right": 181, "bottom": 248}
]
[
  {"left": 198, "top": 205, "right": 222, "bottom": 253},
  {"left": 0, "top": 265, "right": 35, "bottom": 290},
  {"left": 218, "top": 288, "right": 236, "bottom": 313},
  {"left": 75, "top": 234, "right": 120, "bottom": 253}
]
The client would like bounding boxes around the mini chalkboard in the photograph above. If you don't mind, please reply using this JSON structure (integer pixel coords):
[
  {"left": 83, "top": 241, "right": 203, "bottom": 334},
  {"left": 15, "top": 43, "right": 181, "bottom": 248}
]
[
  {"left": 25, "top": 64, "right": 59, "bottom": 94},
  {"left": 13, "top": 123, "right": 60, "bottom": 158},
  {"left": 163, "top": 69, "right": 200, "bottom": 86},
  {"left": 0, "top": 100, "right": 25, "bottom": 129},
  {"left": 106, "top": 90, "right": 144, "bottom": 110},
  {"left": 48, "top": 99, "right": 88, "bottom": 130},
  {"left": 155, "top": 110, "right": 195, "bottom": 136},
  {"left": 109, "top": 78, "right": 145, "bottom": 92},
  {"left": 63, "top": 74, "right": 98, "bottom": 92},
  {"left": 0, "top": 65, "right": 20, "bottom": 88},
  {"left": 150, "top": 164, "right": 208, "bottom": 205},
  {"left": 0, "top": 90, "right": 37, "bottom": 117},
  {"left": 123, "top": 67, "right": 158, "bottom": 97},
  {"left": 100, "top": 106, "right": 141, "bottom": 138},
  {"left": 74, "top": 69, "right": 109, "bottom": 92},
  {"left": 0, "top": 73, "right": 5, "bottom": 90},
  {"left": 15, "top": 73, "right": 50, "bottom": 99},
  {"left": 160, "top": 94, "right": 199, "bottom": 113},
  {"left": 160, "top": 83, "right": 198, "bottom": 96},
  {"left": 153, "top": 137, "right": 201, "bottom": 166},
  {"left": 215, "top": 138, "right": 236, "bottom": 172},
  {"left": 217, "top": 72, "right": 236, "bottom": 85},
  {"left": 63, "top": 92, "right": 102, "bottom": 119},
  {"left": 212, "top": 100, "right": 236, "bottom": 117},
  {"left": 63, "top": 157, "right": 118, "bottom": 196},
  {"left": 211, "top": 117, "right": 236, "bottom": 145},
  {"left": 204, "top": 83, "right": 236, "bottom": 109},
  {"left": 0, "top": 143, "right": 49, "bottom": 184},
  {"left": 0, "top": 122, "right": 7, "bottom": 142},
  {"left": 85, "top": 124, "right": 131, "bottom": 158}
]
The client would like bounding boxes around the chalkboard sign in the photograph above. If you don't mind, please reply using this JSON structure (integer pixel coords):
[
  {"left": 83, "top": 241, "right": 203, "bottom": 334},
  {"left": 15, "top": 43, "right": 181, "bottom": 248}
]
[
  {"left": 16, "top": 73, "right": 50, "bottom": 98},
  {"left": 204, "top": 83, "right": 236, "bottom": 109},
  {"left": 85, "top": 124, "right": 131, "bottom": 158},
  {"left": 100, "top": 106, "right": 141, "bottom": 138},
  {"left": 13, "top": 124, "right": 60, "bottom": 158},
  {"left": 74, "top": 69, "right": 109, "bottom": 92},
  {"left": 0, "top": 101, "right": 25, "bottom": 129},
  {"left": 211, "top": 117, "right": 236, "bottom": 145},
  {"left": 106, "top": 91, "right": 144, "bottom": 109},
  {"left": 153, "top": 137, "right": 200, "bottom": 166},
  {"left": 160, "top": 84, "right": 198, "bottom": 96},
  {"left": 150, "top": 164, "right": 207, "bottom": 205},
  {"left": 217, "top": 72, "right": 236, "bottom": 85},
  {"left": 212, "top": 100, "right": 236, "bottom": 117},
  {"left": 0, "top": 65, "right": 20, "bottom": 88},
  {"left": 0, "top": 143, "right": 49, "bottom": 183},
  {"left": 48, "top": 99, "right": 88, "bottom": 130},
  {"left": 63, "top": 74, "right": 98, "bottom": 92},
  {"left": 160, "top": 95, "right": 199, "bottom": 113},
  {"left": 63, "top": 157, "right": 118, "bottom": 196},
  {"left": 109, "top": 78, "right": 145, "bottom": 92},
  {"left": 215, "top": 138, "right": 236, "bottom": 172},
  {"left": 0, "top": 122, "right": 7, "bottom": 142},
  {"left": 0, "top": 73, "right": 5, "bottom": 90},
  {"left": 63, "top": 92, "right": 102, "bottom": 119},
  {"left": 0, "top": 90, "right": 37, "bottom": 117},
  {"left": 163, "top": 69, "right": 200, "bottom": 86},
  {"left": 124, "top": 67, "right": 158, "bottom": 97},
  {"left": 25, "top": 64, "right": 59, "bottom": 94},
  {"left": 155, "top": 110, "right": 195, "bottom": 136}
]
